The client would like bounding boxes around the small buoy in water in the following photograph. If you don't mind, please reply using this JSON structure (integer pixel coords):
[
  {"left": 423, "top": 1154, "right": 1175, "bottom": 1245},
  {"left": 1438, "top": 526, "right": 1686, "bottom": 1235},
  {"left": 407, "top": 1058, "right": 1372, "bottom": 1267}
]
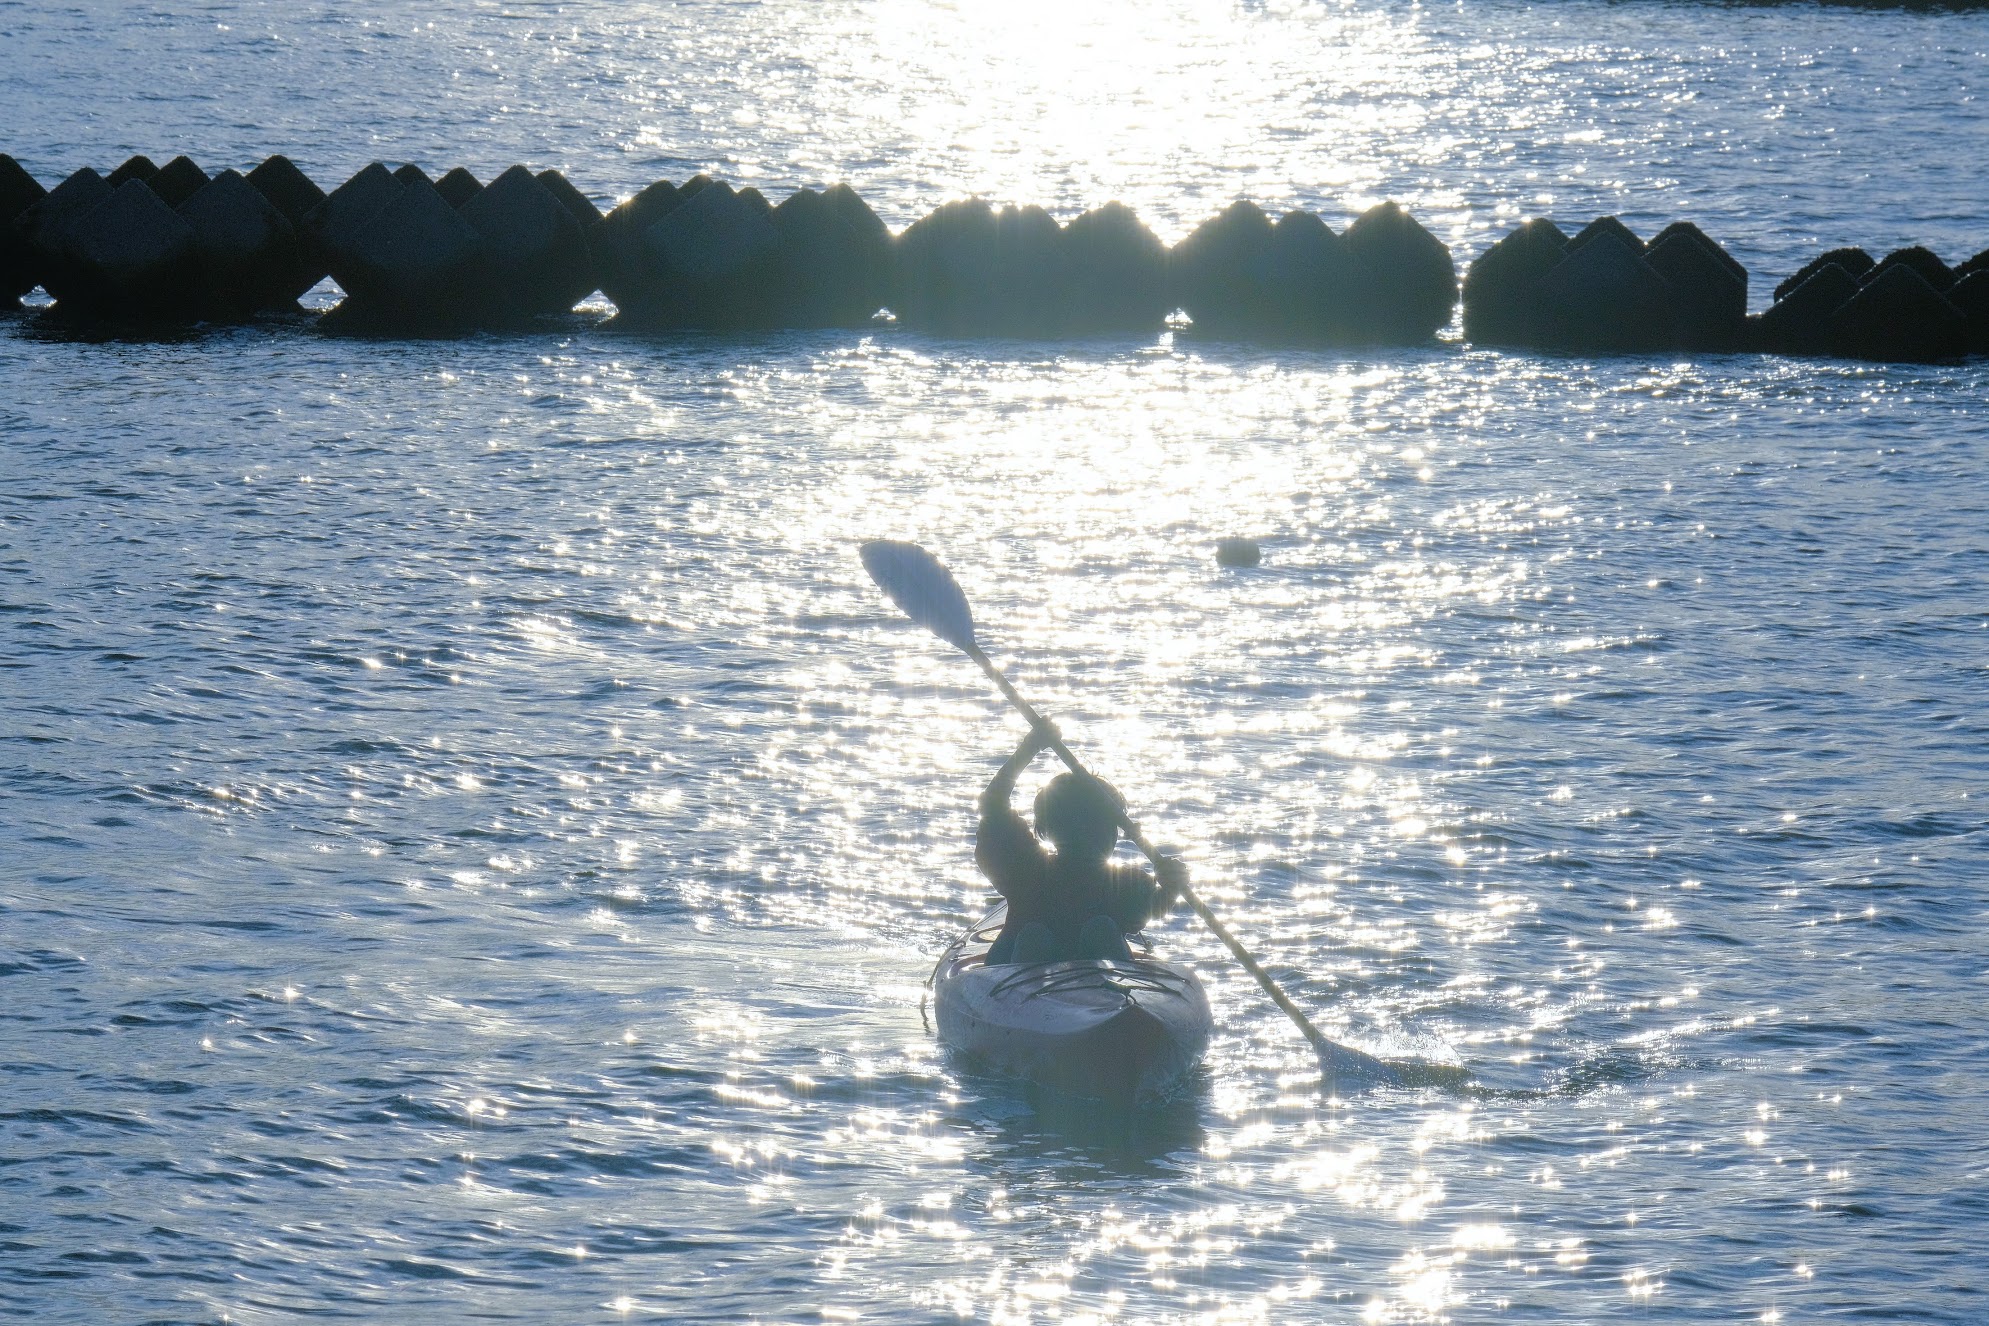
[{"left": 1215, "top": 537, "right": 1261, "bottom": 568}]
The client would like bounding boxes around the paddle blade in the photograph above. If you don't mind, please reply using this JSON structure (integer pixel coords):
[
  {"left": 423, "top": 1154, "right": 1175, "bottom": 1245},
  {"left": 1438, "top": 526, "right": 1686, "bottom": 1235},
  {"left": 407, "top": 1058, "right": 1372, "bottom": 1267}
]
[{"left": 861, "top": 540, "right": 977, "bottom": 653}]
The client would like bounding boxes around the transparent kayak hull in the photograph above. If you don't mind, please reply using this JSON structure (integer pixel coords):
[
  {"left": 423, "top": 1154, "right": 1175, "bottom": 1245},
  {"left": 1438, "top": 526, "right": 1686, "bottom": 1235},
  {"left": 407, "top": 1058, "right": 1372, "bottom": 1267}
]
[{"left": 933, "top": 904, "right": 1212, "bottom": 1106}]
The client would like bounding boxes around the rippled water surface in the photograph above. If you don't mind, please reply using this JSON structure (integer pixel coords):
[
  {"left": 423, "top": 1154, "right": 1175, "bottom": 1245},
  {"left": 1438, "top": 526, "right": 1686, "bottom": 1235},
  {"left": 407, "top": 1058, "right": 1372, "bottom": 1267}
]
[{"left": 4, "top": 3, "right": 1989, "bottom": 1323}]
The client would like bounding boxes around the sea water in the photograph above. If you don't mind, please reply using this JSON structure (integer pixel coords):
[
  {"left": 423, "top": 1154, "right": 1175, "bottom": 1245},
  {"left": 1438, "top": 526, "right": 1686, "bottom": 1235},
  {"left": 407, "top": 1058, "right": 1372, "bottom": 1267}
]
[{"left": 3, "top": 2, "right": 1987, "bottom": 1321}]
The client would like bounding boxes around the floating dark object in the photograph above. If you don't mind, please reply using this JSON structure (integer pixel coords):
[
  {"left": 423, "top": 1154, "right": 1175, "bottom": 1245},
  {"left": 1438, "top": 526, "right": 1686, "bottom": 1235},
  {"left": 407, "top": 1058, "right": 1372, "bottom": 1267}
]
[{"left": 1215, "top": 537, "right": 1262, "bottom": 568}]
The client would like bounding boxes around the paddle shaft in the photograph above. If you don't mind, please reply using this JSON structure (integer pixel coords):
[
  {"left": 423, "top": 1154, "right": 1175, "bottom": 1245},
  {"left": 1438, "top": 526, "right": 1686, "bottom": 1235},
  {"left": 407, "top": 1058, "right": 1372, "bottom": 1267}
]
[{"left": 963, "top": 643, "right": 1338, "bottom": 1059}]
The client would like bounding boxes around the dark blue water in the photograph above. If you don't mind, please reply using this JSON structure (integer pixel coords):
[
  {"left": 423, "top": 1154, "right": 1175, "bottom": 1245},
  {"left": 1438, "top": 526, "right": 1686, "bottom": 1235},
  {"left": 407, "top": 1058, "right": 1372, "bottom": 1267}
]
[{"left": 4, "top": 3, "right": 1988, "bottom": 1322}]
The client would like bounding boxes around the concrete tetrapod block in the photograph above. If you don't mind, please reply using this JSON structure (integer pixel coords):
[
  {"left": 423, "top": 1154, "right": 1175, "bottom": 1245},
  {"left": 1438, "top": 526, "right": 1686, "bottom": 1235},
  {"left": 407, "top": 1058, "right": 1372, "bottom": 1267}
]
[
  {"left": 1644, "top": 224, "right": 1747, "bottom": 350},
  {"left": 650, "top": 179, "right": 771, "bottom": 283},
  {"left": 48, "top": 178, "right": 200, "bottom": 317},
  {"left": 435, "top": 167, "right": 483, "bottom": 209},
  {"left": 537, "top": 170, "right": 604, "bottom": 229},
  {"left": 1650, "top": 221, "right": 1747, "bottom": 287},
  {"left": 1461, "top": 218, "right": 1568, "bottom": 347},
  {"left": 150, "top": 155, "right": 209, "bottom": 209},
  {"left": 303, "top": 163, "right": 404, "bottom": 278},
  {"left": 1829, "top": 263, "right": 1967, "bottom": 362},
  {"left": 14, "top": 168, "right": 115, "bottom": 305},
  {"left": 177, "top": 168, "right": 310, "bottom": 316},
  {"left": 767, "top": 186, "right": 890, "bottom": 328},
  {"left": 810, "top": 182, "right": 891, "bottom": 324},
  {"left": 596, "top": 179, "right": 685, "bottom": 311},
  {"left": 1774, "top": 247, "right": 1873, "bottom": 303},
  {"left": 246, "top": 155, "right": 327, "bottom": 227},
  {"left": 989, "top": 203, "right": 1063, "bottom": 335},
  {"left": 1340, "top": 201, "right": 1457, "bottom": 343},
  {"left": 765, "top": 187, "right": 836, "bottom": 316},
  {"left": 1168, "top": 199, "right": 1277, "bottom": 337},
  {"left": 323, "top": 175, "right": 483, "bottom": 331},
  {"left": 1566, "top": 215, "right": 1644, "bottom": 256},
  {"left": 244, "top": 156, "right": 331, "bottom": 300},
  {"left": 1264, "top": 210, "right": 1350, "bottom": 340},
  {"left": 1947, "top": 271, "right": 1989, "bottom": 355},
  {"left": 1956, "top": 246, "right": 1989, "bottom": 280},
  {"left": 393, "top": 163, "right": 434, "bottom": 189},
  {"left": 1533, "top": 231, "right": 1673, "bottom": 352},
  {"left": 1755, "top": 262, "right": 1861, "bottom": 355},
  {"left": 890, "top": 197, "right": 1001, "bottom": 333},
  {"left": 1, "top": 154, "right": 49, "bottom": 305},
  {"left": 457, "top": 164, "right": 596, "bottom": 320},
  {"left": 1058, "top": 201, "right": 1168, "bottom": 335},
  {"left": 890, "top": 197, "right": 1065, "bottom": 336},
  {"left": 630, "top": 178, "right": 782, "bottom": 328},
  {"left": 1866, "top": 245, "right": 1955, "bottom": 293},
  {"left": 106, "top": 155, "right": 159, "bottom": 188},
  {"left": 825, "top": 184, "right": 889, "bottom": 246}
]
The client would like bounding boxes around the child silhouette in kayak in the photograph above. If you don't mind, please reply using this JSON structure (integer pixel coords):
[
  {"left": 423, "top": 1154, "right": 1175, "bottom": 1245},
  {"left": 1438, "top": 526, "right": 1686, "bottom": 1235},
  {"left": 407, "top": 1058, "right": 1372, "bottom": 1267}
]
[{"left": 977, "top": 722, "right": 1185, "bottom": 965}]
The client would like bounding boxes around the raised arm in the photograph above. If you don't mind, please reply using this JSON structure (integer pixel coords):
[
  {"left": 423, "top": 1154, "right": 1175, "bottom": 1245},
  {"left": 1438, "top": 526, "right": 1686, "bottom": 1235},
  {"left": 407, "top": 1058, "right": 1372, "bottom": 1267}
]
[
  {"left": 978, "top": 720, "right": 1056, "bottom": 815},
  {"left": 976, "top": 721, "right": 1059, "bottom": 904}
]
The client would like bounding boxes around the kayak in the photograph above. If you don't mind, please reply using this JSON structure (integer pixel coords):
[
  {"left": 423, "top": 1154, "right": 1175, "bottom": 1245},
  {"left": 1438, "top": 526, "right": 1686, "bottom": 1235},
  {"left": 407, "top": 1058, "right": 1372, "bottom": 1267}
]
[{"left": 932, "top": 903, "right": 1213, "bottom": 1106}]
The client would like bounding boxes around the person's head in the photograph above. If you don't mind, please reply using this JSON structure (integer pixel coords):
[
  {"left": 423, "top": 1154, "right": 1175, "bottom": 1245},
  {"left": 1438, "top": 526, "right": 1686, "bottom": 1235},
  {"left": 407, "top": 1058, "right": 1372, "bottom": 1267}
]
[{"left": 1032, "top": 772, "right": 1125, "bottom": 861}]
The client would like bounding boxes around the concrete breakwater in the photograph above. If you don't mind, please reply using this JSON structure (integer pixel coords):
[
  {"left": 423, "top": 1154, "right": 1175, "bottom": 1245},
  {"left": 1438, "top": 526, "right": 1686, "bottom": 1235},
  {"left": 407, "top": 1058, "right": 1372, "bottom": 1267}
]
[
  {"left": 3, "top": 153, "right": 1985, "bottom": 362},
  {"left": 1463, "top": 216, "right": 1989, "bottom": 363}
]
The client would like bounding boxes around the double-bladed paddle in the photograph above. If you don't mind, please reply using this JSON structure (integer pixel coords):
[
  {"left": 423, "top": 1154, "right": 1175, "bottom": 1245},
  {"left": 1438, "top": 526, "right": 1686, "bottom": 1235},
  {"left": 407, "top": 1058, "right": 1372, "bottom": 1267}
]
[{"left": 860, "top": 538, "right": 1341, "bottom": 1061}]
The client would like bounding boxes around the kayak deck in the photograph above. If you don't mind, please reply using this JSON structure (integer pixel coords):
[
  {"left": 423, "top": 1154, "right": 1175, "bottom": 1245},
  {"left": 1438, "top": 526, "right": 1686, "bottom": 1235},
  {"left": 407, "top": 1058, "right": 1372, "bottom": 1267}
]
[{"left": 932, "top": 904, "right": 1212, "bottom": 1106}]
